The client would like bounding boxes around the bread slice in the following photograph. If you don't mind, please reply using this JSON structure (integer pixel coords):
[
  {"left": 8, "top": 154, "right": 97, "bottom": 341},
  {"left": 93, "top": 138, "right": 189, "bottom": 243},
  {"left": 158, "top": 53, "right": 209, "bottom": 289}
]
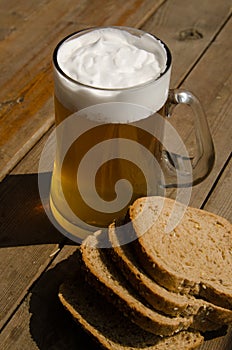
[
  {"left": 59, "top": 274, "right": 204, "bottom": 350},
  {"left": 130, "top": 196, "right": 232, "bottom": 309},
  {"left": 108, "top": 222, "right": 198, "bottom": 317},
  {"left": 108, "top": 223, "right": 232, "bottom": 327},
  {"left": 80, "top": 232, "right": 226, "bottom": 336}
]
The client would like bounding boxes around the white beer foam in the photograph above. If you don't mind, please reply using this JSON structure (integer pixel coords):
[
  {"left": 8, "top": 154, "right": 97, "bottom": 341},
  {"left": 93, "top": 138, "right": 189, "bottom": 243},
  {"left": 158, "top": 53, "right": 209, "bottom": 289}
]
[
  {"left": 57, "top": 28, "right": 167, "bottom": 88},
  {"left": 54, "top": 27, "right": 171, "bottom": 121}
]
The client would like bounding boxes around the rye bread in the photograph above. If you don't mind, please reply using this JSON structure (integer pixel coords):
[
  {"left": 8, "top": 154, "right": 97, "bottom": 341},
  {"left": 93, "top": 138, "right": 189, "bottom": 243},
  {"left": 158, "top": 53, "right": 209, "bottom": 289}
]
[
  {"left": 80, "top": 233, "right": 225, "bottom": 335},
  {"left": 129, "top": 196, "right": 232, "bottom": 309},
  {"left": 108, "top": 223, "right": 232, "bottom": 327},
  {"left": 59, "top": 274, "right": 204, "bottom": 350}
]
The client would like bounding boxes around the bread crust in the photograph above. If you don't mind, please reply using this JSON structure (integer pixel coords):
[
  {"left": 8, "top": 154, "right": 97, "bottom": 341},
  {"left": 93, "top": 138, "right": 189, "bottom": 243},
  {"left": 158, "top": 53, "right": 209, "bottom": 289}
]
[
  {"left": 130, "top": 197, "right": 232, "bottom": 309},
  {"left": 81, "top": 239, "right": 192, "bottom": 336},
  {"left": 108, "top": 223, "right": 199, "bottom": 317},
  {"left": 108, "top": 223, "right": 232, "bottom": 328},
  {"left": 81, "top": 233, "right": 228, "bottom": 335},
  {"left": 59, "top": 274, "right": 204, "bottom": 350}
]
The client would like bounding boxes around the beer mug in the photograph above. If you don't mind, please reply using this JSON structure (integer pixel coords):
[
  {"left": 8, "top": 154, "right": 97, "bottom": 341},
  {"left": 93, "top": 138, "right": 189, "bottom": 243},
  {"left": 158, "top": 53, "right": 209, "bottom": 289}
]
[{"left": 49, "top": 26, "right": 214, "bottom": 242}]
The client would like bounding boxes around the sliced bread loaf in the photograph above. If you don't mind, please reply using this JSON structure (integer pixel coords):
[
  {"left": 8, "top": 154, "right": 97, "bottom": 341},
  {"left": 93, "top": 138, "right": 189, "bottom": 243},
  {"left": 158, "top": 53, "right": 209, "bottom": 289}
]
[
  {"left": 130, "top": 196, "right": 232, "bottom": 309},
  {"left": 81, "top": 233, "right": 193, "bottom": 336},
  {"left": 59, "top": 273, "right": 204, "bottom": 350},
  {"left": 80, "top": 233, "right": 225, "bottom": 335},
  {"left": 108, "top": 223, "right": 232, "bottom": 327}
]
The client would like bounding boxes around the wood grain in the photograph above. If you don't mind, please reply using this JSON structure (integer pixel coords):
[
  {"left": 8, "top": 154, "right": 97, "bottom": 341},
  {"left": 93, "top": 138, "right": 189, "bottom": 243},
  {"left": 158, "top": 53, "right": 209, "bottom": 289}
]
[
  {"left": 0, "top": 0, "right": 165, "bottom": 181},
  {"left": 203, "top": 157, "right": 232, "bottom": 221},
  {"left": 0, "top": 161, "right": 231, "bottom": 349},
  {"left": 0, "top": 171, "right": 66, "bottom": 329},
  {"left": 0, "top": 246, "right": 90, "bottom": 350},
  {"left": 0, "top": 0, "right": 50, "bottom": 41},
  {"left": 0, "top": 0, "right": 167, "bottom": 330},
  {"left": 184, "top": 17, "right": 232, "bottom": 210},
  {"left": 197, "top": 159, "right": 232, "bottom": 350},
  {"left": 1, "top": 0, "right": 231, "bottom": 332},
  {"left": 0, "top": 1, "right": 231, "bottom": 349},
  {"left": 142, "top": 0, "right": 232, "bottom": 87},
  {"left": 165, "top": 16, "right": 232, "bottom": 212}
]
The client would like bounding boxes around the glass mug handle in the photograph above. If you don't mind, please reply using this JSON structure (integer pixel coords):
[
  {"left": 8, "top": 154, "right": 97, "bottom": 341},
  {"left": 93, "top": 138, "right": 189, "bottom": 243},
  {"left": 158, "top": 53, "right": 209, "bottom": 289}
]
[{"left": 161, "top": 89, "right": 215, "bottom": 187}]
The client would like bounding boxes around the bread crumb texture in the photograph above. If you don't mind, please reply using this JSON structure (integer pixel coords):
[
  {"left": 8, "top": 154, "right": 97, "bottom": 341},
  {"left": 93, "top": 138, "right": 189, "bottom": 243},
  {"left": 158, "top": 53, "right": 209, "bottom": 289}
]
[{"left": 131, "top": 197, "right": 232, "bottom": 305}]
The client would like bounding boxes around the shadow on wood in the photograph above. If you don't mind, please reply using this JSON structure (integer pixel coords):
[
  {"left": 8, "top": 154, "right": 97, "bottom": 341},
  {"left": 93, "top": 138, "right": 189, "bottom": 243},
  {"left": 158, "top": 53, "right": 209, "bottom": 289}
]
[
  {"left": 29, "top": 249, "right": 99, "bottom": 349},
  {"left": 0, "top": 173, "right": 66, "bottom": 247}
]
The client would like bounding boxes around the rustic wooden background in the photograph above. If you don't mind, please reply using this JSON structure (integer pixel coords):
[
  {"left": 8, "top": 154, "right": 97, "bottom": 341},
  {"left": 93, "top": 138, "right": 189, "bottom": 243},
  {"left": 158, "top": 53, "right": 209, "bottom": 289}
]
[{"left": 0, "top": 0, "right": 231, "bottom": 349}]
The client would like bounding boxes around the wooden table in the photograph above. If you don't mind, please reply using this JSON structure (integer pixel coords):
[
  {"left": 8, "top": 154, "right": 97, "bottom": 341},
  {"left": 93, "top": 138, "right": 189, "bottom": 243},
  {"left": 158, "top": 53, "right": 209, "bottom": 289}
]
[{"left": 0, "top": 0, "right": 231, "bottom": 349}]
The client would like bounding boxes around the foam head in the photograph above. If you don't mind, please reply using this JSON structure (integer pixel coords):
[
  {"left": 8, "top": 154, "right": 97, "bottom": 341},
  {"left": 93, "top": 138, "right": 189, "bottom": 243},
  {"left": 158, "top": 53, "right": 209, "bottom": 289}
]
[{"left": 53, "top": 26, "right": 172, "bottom": 116}]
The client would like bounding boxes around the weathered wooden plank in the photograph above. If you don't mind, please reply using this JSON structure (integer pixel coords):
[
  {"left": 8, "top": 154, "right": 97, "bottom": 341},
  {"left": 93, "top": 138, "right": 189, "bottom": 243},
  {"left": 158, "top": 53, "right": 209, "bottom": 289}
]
[
  {"left": 1, "top": 0, "right": 230, "bottom": 330},
  {"left": 0, "top": 0, "right": 164, "bottom": 86},
  {"left": 0, "top": 0, "right": 165, "bottom": 181},
  {"left": 0, "top": 0, "right": 167, "bottom": 330},
  {"left": 1, "top": 162, "right": 232, "bottom": 350},
  {"left": 158, "top": 11, "right": 232, "bottom": 210},
  {"left": 0, "top": 0, "right": 50, "bottom": 41},
  {"left": 202, "top": 157, "right": 232, "bottom": 221},
  {"left": 0, "top": 0, "right": 231, "bottom": 346},
  {"left": 142, "top": 0, "right": 232, "bottom": 87},
  {"left": 197, "top": 158, "right": 232, "bottom": 349},
  {"left": 0, "top": 246, "right": 95, "bottom": 350},
  {"left": 1, "top": 0, "right": 231, "bottom": 183},
  {"left": 0, "top": 171, "right": 66, "bottom": 329},
  {"left": 143, "top": 0, "right": 232, "bottom": 185},
  {"left": 183, "top": 17, "right": 232, "bottom": 210}
]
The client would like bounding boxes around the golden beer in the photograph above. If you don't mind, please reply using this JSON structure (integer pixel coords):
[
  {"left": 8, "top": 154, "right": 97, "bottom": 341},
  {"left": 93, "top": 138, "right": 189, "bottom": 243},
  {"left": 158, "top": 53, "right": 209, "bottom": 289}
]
[{"left": 50, "top": 97, "right": 163, "bottom": 231}]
